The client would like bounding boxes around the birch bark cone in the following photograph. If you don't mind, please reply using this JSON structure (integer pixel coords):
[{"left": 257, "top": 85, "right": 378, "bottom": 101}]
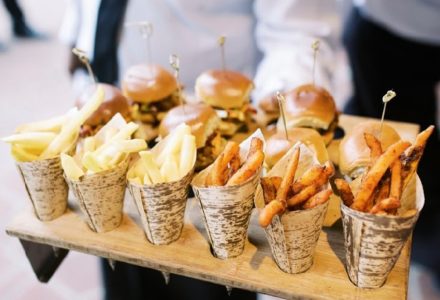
[
  {"left": 17, "top": 157, "right": 68, "bottom": 221},
  {"left": 255, "top": 143, "right": 329, "bottom": 273},
  {"left": 67, "top": 159, "right": 129, "bottom": 233},
  {"left": 128, "top": 169, "right": 193, "bottom": 245},
  {"left": 341, "top": 175, "right": 424, "bottom": 288}
]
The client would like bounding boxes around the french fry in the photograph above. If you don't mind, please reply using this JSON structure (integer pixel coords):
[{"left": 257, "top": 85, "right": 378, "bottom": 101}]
[
  {"left": 291, "top": 165, "right": 325, "bottom": 193},
  {"left": 156, "top": 124, "right": 191, "bottom": 165},
  {"left": 93, "top": 122, "right": 139, "bottom": 155},
  {"left": 390, "top": 159, "right": 402, "bottom": 199},
  {"left": 130, "top": 177, "right": 143, "bottom": 185},
  {"left": 229, "top": 153, "right": 240, "bottom": 178},
  {"left": 143, "top": 174, "right": 152, "bottom": 185},
  {"left": 351, "top": 140, "right": 411, "bottom": 212},
  {"left": 369, "top": 197, "right": 400, "bottom": 214},
  {"left": 276, "top": 147, "right": 300, "bottom": 206},
  {"left": 160, "top": 155, "right": 180, "bottom": 182},
  {"left": 113, "top": 139, "right": 147, "bottom": 153},
  {"left": 401, "top": 125, "right": 434, "bottom": 190},
  {"left": 302, "top": 188, "right": 333, "bottom": 209},
  {"left": 61, "top": 153, "right": 84, "bottom": 181},
  {"left": 139, "top": 151, "right": 164, "bottom": 184},
  {"left": 81, "top": 152, "right": 102, "bottom": 173},
  {"left": 221, "top": 141, "right": 240, "bottom": 166},
  {"left": 364, "top": 132, "right": 382, "bottom": 163},
  {"left": 83, "top": 137, "right": 96, "bottom": 152},
  {"left": 287, "top": 184, "right": 319, "bottom": 207},
  {"left": 211, "top": 153, "right": 228, "bottom": 186},
  {"left": 3, "top": 132, "right": 56, "bottom": 148},
  {"left": 259, "top": 200, "right": 285, "bottom": 228},
  {"left": 41, "top": 86, "right": 104, "bottom": 158},
  {"left": 15, "top": 114, "right": 68, "bottom": 133},
  {"left": 11, "top": 144, "right": 38, "bottom": 162},
  {"left": 179, "top": 134, "right": 196, "bottom": 177},
  {"left": 371, "top": 175, "right": 390, "bottom": 210},
  {"left": 334, "top": 179, "right": 354, "bottom": 207},
  {"left": 226, "top": 150, "right": 264, "bottom": 186}
]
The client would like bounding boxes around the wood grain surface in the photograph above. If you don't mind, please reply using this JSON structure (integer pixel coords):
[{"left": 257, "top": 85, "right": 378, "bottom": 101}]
[{"left": 6, "top": 115, "right": 420, "bottom": 300}]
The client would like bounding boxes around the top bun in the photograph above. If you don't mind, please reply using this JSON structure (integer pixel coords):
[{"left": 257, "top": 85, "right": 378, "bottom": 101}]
[
  {"left": 159, "top": 103, "right": 220, "bottom": 148},
  {"left": 339, "top": 121, "right": 401, "bottom": 177},
  {"left": 265, "top": 127, "right": 329, "bottom": 168},
  {"left": 195, "top": 69, "right": 253, "bottom": 109},
  {"left": 76, "top": 83, "right": 130, "bottom": 127},
  {"left": 122, "top": 64, "right": 177, "bottom": 103},
  {"left": 279, "top": 84, "right": 336, "bottom": 130}
]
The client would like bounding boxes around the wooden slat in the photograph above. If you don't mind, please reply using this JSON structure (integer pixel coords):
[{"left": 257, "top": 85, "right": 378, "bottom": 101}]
[{"left": 5, "top": 115, "right": 420, "bottom": 299}]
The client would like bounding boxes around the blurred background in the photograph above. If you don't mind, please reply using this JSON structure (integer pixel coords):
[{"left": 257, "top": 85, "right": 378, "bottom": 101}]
[{"left": 0, "top": 0, "right": 439, "bottom": 299}]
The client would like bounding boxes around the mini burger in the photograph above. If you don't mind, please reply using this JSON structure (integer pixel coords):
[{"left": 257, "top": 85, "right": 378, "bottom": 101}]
[
  {"left": 339, "top": 121, "right": 401, "bottom": 179},
  {"left": 159, "top": 103, "right": 226, "bottom": 170},
  {"left": 122, "top": 64, "right": 179, "bottom": 142},
  {"left": 265, "top": 127, "right": 329, "bottom": 168},
  {"left": 277, "top": 84, "right": 338, "bottom": 145},
  {"left": 76, "top": 83, "right": 131, "bottom": 137},
  {"left": 195, "top": 69, "right": 255, "bottom": 137}
]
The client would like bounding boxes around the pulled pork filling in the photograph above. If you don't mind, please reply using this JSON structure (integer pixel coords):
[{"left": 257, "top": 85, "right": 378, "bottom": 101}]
[
  {"left": 196, "top": 131, "right": 225, "bottom": 171},
  {"left": 131, "top": 91, "right": 180, "bottom": 125},
  {"left": 214, "top": 103, "right": 256, "bottom": 137}
]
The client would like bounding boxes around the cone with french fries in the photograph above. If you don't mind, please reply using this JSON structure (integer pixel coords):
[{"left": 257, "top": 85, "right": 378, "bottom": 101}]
[
  {"left": 255, "top": 142, "right": 333, "bottom": 273},
  {"left": 3, "top": 86, "right": 105, "bottom": 221},
  {"left": 62, "top": 113, "right": 147, "bottom": 233},
  {"left": 127, "top": 124, "right": 197, "bottom": 245},
  {"left": 335, "top": 125, "right": 433, "bottom": 288},
  {"left": 191, "top": 130, "right": 265, "bottom": 259}
]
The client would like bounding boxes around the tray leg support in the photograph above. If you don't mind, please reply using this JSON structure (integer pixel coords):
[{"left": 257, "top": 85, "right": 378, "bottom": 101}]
[{"left": 19, "top": 239, "right": 69, "bottom": 283}]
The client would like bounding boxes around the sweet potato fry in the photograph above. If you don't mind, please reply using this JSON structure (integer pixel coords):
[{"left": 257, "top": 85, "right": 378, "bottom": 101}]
[
  {"left": 390, "top": 159, "right": 402, "bottom": 199},
  {"left": 229, "top": 153, "right": 241, "bottom": 178},
  {"left": 351, "top": 140, "right": 411, "bottom": 211},
  {"left": 276, "top": 147, "right": 300, "bottom": 206},
  {"left": 211, "top": 153, "right": 228, "bottom": 186},
  {"left": 247, "top": 137, "right": 263, "bottom": 158},
  {"left": 302, "top": 188, "right": 333, "bottom": 209},
  {"left": 287, "top": 184, "right": 319, "bottom": 207},
  {"left": 221, "top": 141, "right": 240, "bottom": 165},
  {"left": 226, "top": 150, "right": 264, "bottom": 186},
  {"left": 372, "top": 175, "right": 390, "bottom": 207},
  {"left": 364, "top": 132, "right": 382, "bottom": 163},
  {"left": 369, "top": 197, "right": 400, "bottom": 214},
  {"left": 291, "top": 165, "right": 325, "bottom": 193},
  {"left": 401, "top": 125, "right": 434, "bottom": 190},
  {"left": 259, "top": 200, "right": 284, "bottom": 228},
  {"left": 334, "top": 179, "right": 354, "bottom": 207},
  {"left": 261, "top": 177, "right": 281, "bottom": 204}
]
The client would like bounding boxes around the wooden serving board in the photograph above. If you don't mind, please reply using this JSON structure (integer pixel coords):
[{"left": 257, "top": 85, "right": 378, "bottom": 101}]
[{"left": 6, "top": 115, "right": 420, "bottom": 300}]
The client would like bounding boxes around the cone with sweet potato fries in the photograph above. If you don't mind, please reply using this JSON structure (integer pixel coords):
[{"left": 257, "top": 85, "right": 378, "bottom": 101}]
[
  {"left": 335, "top": 125, "right": 433, "bottom": 288},
  {"left": 127, "top": 123, "right": 197, "bottom": 245},
  {"left": 2, "top": 86, "right": 105, "bottom": 221},
  {"left": 255, "top": 142, "right": 334, "bottom": 273},
  {"left": 62, "top": 113, "right": 146, "bottom": 233},
  {"left": 191, "top": 130, "right": 265, "bottom": 259}
]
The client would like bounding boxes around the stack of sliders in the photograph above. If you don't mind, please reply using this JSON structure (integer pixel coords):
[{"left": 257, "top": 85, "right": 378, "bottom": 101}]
[
  {"left": 122, "top": 64, "right": 179, "bottom": 142},
  {"left": 195, "top": 69, "right": 256, "bottom": 138},
  {"left": 191, "top": 132, "right": 265, "bottom": 259},
  {"left": 255, "top": 143, "right": 334, "bottom": 274},
  {"left": 127, "top": 123, "right": 197, "bottom": 244},
  {"left": 159, "top": 103, "right": 225, "bottom": 171},
  {"left": 335, "top": 124, "right": 434, "bottom": 288},
  {"left": 259, "top": 147, "right": 334, "bottom": 227},
  {"left": 259, "top": 84, "right": 338, "bottom": 145},
  {"left": 2, "top": 86, "right": 105, "bottom": 221},
  {"left": 335, "top": 124, "right": 434, "bottom": 216},
  {"left": 61, "top": 113, "right": 147, "bottom": 233},
  {"left": 76, "top": 83, "right": 131, "bottom": 137}
]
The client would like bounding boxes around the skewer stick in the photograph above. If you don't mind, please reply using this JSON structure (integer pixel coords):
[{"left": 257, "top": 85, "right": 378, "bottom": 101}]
[
  {"left": 125, "top": 21, "right": 154, "bottom": 66},
  {"left": 380, "top": 90, "right": 396, "bottom": 141},
  {"left": 169, "top": 54, "right": 185, "bottom": 112},
  {"left": 218, "top": 35, "right": 226, "bottom": 71},
  {"left": 311, "top": 40, "right": 320, "bottom": 86},
  {"left": 72, "top": 48, "right": 96, "bottom": 86},
  {"left": 161, "top": 271, "right": 170, "bottom": 285},
  {"left": 276, "top": 91, "right": 289, "bottom": 141}
]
